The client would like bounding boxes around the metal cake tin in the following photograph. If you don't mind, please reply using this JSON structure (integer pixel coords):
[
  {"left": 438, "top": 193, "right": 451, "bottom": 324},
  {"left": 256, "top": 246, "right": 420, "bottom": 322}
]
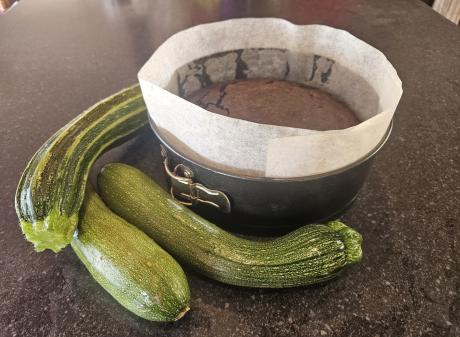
[
  {"left": 151, "top": 118, "right": 393, "bottom": 226},
  {"left": 139, "top": 19, "right": 402, "bottom": 228}
]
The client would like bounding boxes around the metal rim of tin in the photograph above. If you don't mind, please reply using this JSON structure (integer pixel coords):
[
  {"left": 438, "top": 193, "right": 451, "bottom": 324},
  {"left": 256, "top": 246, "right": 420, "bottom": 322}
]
[{"left": 149, "top": 117, "right": 393, "bottom": 182}]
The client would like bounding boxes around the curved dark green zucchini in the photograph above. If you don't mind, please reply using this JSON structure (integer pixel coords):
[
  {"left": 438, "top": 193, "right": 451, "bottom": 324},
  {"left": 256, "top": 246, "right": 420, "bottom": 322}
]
[
  {"left": 15, "top": 85, "right": 148, "bottom": 252},
  {"left": 72, "top": 185, "right": 190, "bottom": 321},
  {"left": 98, "top": 163, "right": 363, "bottom": 288}
]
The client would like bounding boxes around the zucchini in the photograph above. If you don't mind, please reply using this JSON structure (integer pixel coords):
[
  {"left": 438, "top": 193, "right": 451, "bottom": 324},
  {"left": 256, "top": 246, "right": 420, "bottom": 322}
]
[
  {"left": 72, "top": 185, "right": 190, "bottom": 321},
  {"left": 98, "top": 163, "right": 363, "bottom": 288},
  {"left": 15, "top": 85, "right": 148, "bottom": 252}
]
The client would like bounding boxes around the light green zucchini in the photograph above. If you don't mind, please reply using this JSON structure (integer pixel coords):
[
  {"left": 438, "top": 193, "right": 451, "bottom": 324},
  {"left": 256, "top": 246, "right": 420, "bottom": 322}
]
[
  {"left": 72, "top": 185, "right": 190, "bottom": 321},
  {"left": 15, "top": 85, "right": 148, "bottom": 252},
  {"left": 98, "top": 163, "right": 363, "bottom": 288}
]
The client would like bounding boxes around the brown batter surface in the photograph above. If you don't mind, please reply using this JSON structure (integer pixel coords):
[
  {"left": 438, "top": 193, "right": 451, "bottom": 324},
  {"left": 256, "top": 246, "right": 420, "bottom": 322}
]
[{"left": 185, "top": 78, "right": 360, "bottom": 131}]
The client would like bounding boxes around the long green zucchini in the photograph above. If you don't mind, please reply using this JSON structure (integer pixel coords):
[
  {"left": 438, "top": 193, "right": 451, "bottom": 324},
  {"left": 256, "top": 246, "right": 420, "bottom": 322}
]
[
  {"left": 15, "top": 85, "right": 148, "bottom": 252},
  {"left": 72, "top": 185, "right": 190, "bottom": 321},
  {"left": 98, "top": 163, "right": 363, "bottom": 288}
]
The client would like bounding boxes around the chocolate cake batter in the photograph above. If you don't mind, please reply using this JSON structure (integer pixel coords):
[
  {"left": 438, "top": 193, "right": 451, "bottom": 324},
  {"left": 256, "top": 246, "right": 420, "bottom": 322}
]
[{"left": 185, "top": 78, "right": 360, "bottom": 131}]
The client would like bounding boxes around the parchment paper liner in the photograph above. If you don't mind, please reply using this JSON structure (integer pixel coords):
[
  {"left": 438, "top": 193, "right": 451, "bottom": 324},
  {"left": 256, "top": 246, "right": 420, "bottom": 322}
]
[{"left": 139, "top": 18, "right": 402, "bottom": 178}]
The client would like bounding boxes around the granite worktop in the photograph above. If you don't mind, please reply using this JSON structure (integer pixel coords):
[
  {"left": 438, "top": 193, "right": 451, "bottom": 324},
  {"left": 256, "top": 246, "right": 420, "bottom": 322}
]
[{"left": 0, "top": 0, "right": 459, "bottom": 336}]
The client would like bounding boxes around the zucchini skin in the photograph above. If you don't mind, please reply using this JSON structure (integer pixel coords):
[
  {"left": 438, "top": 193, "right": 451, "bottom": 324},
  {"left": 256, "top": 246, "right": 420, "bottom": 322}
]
[
  {"left": 15, "top": 85, "right": 148, "bottom": 252},
  {"left": 98, "top": 163, "right": 363, "bottom": 288},
  {"left": 71, "top": 186, "right": 190, "bottom": 322}
]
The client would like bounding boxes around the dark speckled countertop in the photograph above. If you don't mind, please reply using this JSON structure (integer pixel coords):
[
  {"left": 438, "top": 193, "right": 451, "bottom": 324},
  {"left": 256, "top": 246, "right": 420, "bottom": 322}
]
[{"left": 1, "top": 1, "right": 459, "bottom": 336}]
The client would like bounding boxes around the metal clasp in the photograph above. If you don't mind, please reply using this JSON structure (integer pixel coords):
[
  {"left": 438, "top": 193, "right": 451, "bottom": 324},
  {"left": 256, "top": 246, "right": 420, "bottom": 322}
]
[{"left": 161, "top": 146, "right": 231, "bottom": 213}]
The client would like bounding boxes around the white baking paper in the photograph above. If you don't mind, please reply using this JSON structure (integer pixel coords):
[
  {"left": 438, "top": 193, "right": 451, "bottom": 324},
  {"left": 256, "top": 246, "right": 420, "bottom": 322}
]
[{"left": 138, "top": 18, "right": 403, "bottom": 178}]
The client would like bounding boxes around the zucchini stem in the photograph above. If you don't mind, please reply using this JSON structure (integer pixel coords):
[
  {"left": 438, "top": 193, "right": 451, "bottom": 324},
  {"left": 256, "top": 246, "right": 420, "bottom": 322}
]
[
  {"left": 175, "top": 306, "right": 190, "bottom": 321},
  {"left": 327, "top": 220, "right": 363, "bottom": 265}
]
